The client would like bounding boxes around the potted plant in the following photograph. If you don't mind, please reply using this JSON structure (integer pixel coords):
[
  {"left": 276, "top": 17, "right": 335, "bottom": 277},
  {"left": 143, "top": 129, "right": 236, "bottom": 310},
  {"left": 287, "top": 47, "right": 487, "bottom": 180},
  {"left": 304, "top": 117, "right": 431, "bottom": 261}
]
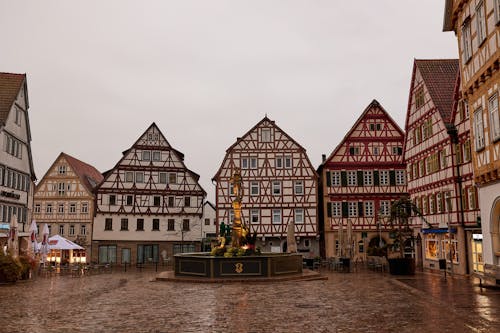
[{"left": 385, "top": 195, "right": 424, "bottom": 275}]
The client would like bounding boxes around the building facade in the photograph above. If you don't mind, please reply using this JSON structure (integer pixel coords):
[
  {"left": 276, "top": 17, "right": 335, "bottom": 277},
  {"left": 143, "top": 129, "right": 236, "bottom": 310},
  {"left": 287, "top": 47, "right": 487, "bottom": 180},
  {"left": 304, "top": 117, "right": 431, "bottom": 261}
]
[
  {"left": 405, "top": 59, "right": 480, "bottom": 275},
  {"left": 0, "top": 72, "right": 36, "bottom": 253},
  {"left": 92, "top": 123, "right": 206, "bottom": 265},
  {"left": 212, "top": 117, "right": 319, "bottom": 257},
  {"left": 33, "top": 152, "right": 103, "bottom": 260},
  {"left": 201, "top": 201, "right": 217, "bottom": 251},
  {"left": 319, "top": 100, "right": 407, "bottom": 260},
  {"left": 444, "top": 0, "right": 500, "bottom": 284}
]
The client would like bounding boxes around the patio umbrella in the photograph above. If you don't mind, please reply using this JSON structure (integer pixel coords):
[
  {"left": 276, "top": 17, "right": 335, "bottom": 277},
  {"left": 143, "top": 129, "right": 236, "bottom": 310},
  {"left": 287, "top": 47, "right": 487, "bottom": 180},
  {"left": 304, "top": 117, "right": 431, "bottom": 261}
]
[
  {"left": 29, "top": 220, "right": 38, "bottom": 255},
  {"left": 40, "top": 224, "right": 50, "bottom": 264},
  {"left": 7, "top": 214, "right": 19, "bottom": 258}
]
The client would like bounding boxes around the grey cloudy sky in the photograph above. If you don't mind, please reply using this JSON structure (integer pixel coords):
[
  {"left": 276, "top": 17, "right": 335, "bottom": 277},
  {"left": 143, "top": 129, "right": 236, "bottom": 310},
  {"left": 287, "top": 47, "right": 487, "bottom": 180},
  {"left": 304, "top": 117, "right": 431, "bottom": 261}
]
[{"left": 0, "top": 1, "right": 457, "bottom": 202}]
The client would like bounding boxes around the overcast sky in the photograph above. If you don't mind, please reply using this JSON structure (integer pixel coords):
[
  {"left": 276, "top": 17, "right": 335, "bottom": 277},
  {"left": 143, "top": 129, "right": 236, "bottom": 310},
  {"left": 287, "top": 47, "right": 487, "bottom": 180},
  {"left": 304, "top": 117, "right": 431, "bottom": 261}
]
[{"left": 0, "top": 1, "right": 458, "bottom": 202}]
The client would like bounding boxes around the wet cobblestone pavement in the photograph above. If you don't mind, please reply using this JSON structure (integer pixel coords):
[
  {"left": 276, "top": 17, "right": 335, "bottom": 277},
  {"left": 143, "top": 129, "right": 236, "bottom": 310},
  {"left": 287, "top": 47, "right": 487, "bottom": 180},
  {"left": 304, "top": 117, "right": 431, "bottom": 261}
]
[{"left": 1, "top": 268, "right": 499, "bottom": 333}]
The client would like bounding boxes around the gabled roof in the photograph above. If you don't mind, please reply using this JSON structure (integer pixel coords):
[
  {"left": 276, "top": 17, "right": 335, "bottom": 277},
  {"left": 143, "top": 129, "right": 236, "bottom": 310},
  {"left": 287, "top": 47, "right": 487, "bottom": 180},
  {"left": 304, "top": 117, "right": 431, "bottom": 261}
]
[
  {"left": 414, "top": 59, "right": 459, "bottom": 124},
  {"left": 204, "top": 201, "right": 216, "bottom": 210},
  {"left": 63, "top": 153, "right": 104, "bottom": 192},
  {"left": 321, "top": 99, "right": 405, "bottom": 167},
  {"left": 0, "top": 72, "right": 25, "bottom": 125}
]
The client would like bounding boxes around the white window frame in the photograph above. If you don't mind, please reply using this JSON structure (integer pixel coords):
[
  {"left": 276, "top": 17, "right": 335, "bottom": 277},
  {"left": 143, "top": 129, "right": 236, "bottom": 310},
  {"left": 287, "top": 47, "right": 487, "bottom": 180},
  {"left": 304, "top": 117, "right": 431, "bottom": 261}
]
[
  {"left": 348, "top": 202, "right": 358, "bottom": 217},
  {"left": 272, "top": 209, "right": 282, "bottom": 224},
  {"left": 275, "top": 156, "right": 283, "bottom": 169},
  {"left": 34, "top": 204, "right": 41, "bottom": 213},
  {"left": 396, "top": 170, "right": 406, "bottom": 185},
  {"left": 81, "top": 203, "right": 88, "bottom": 213},
  {"left": 363, "top": 171, "right": 373, "bottom": 186},
  {"left": 474, "top": 108, "right": 485, "bottom": 150},
  {"left": 80, "top": 224, "right": 86, "bottom": 235},
  {"left": 261, "top": 128, "right": 271, "bottom": 142},
  {"left": 331, "top": 171, "right": 341, "bottom": 187},
  {"left": 347, "top": 171, "right": 357, "bottom": 186},
  {"left": 250, "top": 209, "right": 260, "bottom": 223},
  {"left": 58, "top": 165, "right": 66, "bottom": 174},
  {"left": 159, "top": 172, "right": 167, "bottom": 184},
  {"left": 250, "top": 157, "right": 258, "bottom": 169},
  {"left": 250, "top": 181, "right": 259, "bottom": 196},
  {"left": 241, "top": 158, "right": 249, "bottom": 169},
  {"left": 59, "top": 225, "right": 64, "bottom": 235},
  {"left": 152, "top": 151, "right": 161, "bottom": 161},
  {"left": 58, "top": 203, "right": 64, "bottom": 214},
  {"left": 284, "top": 156, "right": 292, "bottom": 169},
  {"left": 365, "top": 201, "right": 374, "bottom": 217},
  {"left": 295, "top": 208, "right": 304, "bottom": 224},
  {"left": 489, "top": 94, "right": 500, "bottom": 141},
  {"left": 461, "top": 18, "right": 472, "bottom": 63},
  {"left": 69, "top": 203, "right": 76, "bottom": 214},
  {"left": 58, "top": 182, "right": 65, "bottom": 196},
  {"left": 294, "top": 180, "right": 304, "bottom": 195},
  {"left": 468, "top": 187, "right": 477, "bottom": 210},
  {"left": 332, "top": 202, "right": 341, "bottom": 217},
  {"left": 379, "top": 170, "right": 389, "bottom": 186},
  {"left": 272, "top": 181, "right": 281, "bottom": 195},
  {"left": 142, "top": 151, "right": 151, "bottom": 161},
  {"left": 125, "top": 172, "right": 134, "bottom": 182},
  {"left": 69, "top": 225, "right": 75, "bottom": 236},
  {"left": 379, "top": 201, "right": 390, "bottom": 217},
  {"left": 476, "top": 1, "right": 486, "bottom": 45},
  {"left": 135, "top": 172, "right": 144, "bottom": 183}
]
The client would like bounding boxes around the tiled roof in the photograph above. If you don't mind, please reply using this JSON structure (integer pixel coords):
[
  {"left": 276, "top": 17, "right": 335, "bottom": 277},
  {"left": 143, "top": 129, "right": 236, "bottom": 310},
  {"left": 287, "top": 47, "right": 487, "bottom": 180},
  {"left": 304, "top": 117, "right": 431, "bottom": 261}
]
[
  {"left": 62, "top": 153, "right": 104, "bottom": 192},
  {"left": 0, "top": 72, "right": 25, "bottom": 125},
  {"left": 415, "top": 59, "right": 459, "bottom": 124}
]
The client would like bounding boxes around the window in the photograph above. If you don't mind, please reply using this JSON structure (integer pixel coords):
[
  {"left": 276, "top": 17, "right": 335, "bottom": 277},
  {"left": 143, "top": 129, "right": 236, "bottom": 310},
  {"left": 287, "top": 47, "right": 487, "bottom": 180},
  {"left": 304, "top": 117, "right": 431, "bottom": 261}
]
[
  {"left": 414, "top": 127, "right": 422, "bottom": 145},
  {"left": 461, "top": 18, "right": 472, "bottom": 63},
  {"left": 429, "top": 194, "right": 436, "bottom": 214},
  {"left": 419, "top": 160, "right": 425, "bottom": 177},
  {"left": 250, "top": 209, "right": 259, "bottom": 223},
  {"left": 415, "top": 86, "right": 425, "bottom": 109},
  {"left": 59, "top": 225, "right": 64, "bottom": 235},
  {"left": 46, "top": 204, "right": 53, "bottom": 214},
  {"left": 379, "top": 201, "right": 390, "bottom": 216},
  {"left": 347, "top": 171, "right": 357, "bottom": 186},
  {"left": 468, "top": 187, "right": 477, "bottom": 210},
  {"left": 332, "top": 202, "right": 341, "bottom": 217},
  {"left": 261, "top": 128, "right": 271, "bottom": 142},
  {"left": 250, "top": 157, "right": 257, "bottom": 169},
  {"left": 476, "top": 2, "right": 486, "bottom": 45},
  {"left": 463, "top": 140, "right": 472, "bottom": 162},
  {"left": 349, "top": 146, "right": 360, "bottom": 155},
  {"left": 425, "top": 235, "right": 439, "bottom": 260},
  {"left": 272, "top": 181, "right": 281, "bottom": 195},
  {"left": 445, "top": 192, "right": 453, "bottom": 212},
  {"left": 58, "top": 165, "right": 66, "bottom": 174},
  {"left": 370, "top": 123, "right": 381, "bottom": 131},
  {"left": 105, "top": 218, "right": 112, "bottom": 231},
  {"left": 365, "top": 201, "right": 374, "bottom": 217},
  {"left": 58, "top": 203, "right": 64, "bottom": 214},
  {"left": 169, "top": 173, "right": 177, "bottom": 184},
  {"left": 68, "top": 224, "right": 74, "bottom": 236},
  {"left": 152, "top": 151, "right": 161, "bottom": 161},
  {"left": 294, "top": 181, "right": 304, "bottom": 195},
  {"left": 396, "top": 170, "right": 406, "bottom": 185},
  {"left": 489, "top": 94, "right": 500, "bottom": 141},
  {"left": 272, "top": 209, "right": 282, "bottom": 224},
  {"left": 250, "top": 181, "right": 259, "bottom": 196},
  {"left": 348, "top": 202, "right": 358, "bottom": 217},
  {"left": 168, "top": 196, "right": 175, "bottom": 207},
  {"left": 142, "top": 151, "right": 151, "bottom": 161},
  {"left": 98, "top": 245, "right": 117, "bottom": 264},
  {"left": 152, "top": 219, "right": 160, "bottom": 231},
  {"left": 474, "top": 108, "right": 485, "bottom": 150},
  {"left": 47, "top": 225, "right": 52, "bottom": 235},
  {"left": 392, "top": 146, "right": 403, "bottom": 155},
  {"left": 109, "top": 195, "right": 116, "bottom": 205},
  {"left": 121, "top": 218, "right": 128, "bottom": 231},
  {"left": 81, "top": 203, "right": 88, "bottom": 213},
  {"left": 284, "top": 156, "right": 292, "bottom": 169},
  {"left": 153, "top": 196, "right": 161, "bottom": 207},
  {"left": 34, "top": 204, "right": 41, "bottom": 213},
  {"left": 184, "top": 196, "right": 191, "bottom": 207},
  {"left": 331, "top": 171, "right": 341, "bottom": 186},
  {"left": 295, "top": 209, "right": 304, "bottom": 224},
  {"left": 379, "top": 171, "right": 389, "bottom": 186},
  {"left": 159, "top": 172, "right": 167, "bottom": 184},
  {"left": 182, "top": 219, "right": 190, "bottom": 231},
  {"left": 69, "top": 203, "right": 76, "bottom": 213},
  {"left": 58, "top": 182, "right": 65, "bottom": 196},
  {"left": 442, "top": 235, "right": 459, "bottom": 263},
  {"left": 126, "top": 195, "right": 133, "bottom": 206},
  {"left": 137, "top": 219, "right": 144, "bottom": 231},
  {"left": 168, "top": 219, "right": 175, "bottom": 231},
  {"left": 241, "top": 158, "right": 249, "bottom": 169},
  {"left": 135, "top": 172, "right": 144, "bottom": 183},
  {"left": 363, "top": 171, "right": 373, "bottom": 186},
  {"left": 422, "top": 119, "right": 433, "bottom": 140},
  {"left": 204, "top": 218, "right": 210, "bottom": 226},
  {"left": 275, "top": 156, "right": 283, "bottom": 169},
  {"left": 373, "top": 146, "right": 380, "bottom": 155},
  {"left": 125, "top": 172, "right": 134, "bottom": 182},
  {"left": 495, "top": 0, "right": 500, "bottom": 24},
  {"left": 440, "top": 149, "right": 447, "bottom": 169},
  {"left": 80, "top": 224, "right": 86, "bottom": 235}
]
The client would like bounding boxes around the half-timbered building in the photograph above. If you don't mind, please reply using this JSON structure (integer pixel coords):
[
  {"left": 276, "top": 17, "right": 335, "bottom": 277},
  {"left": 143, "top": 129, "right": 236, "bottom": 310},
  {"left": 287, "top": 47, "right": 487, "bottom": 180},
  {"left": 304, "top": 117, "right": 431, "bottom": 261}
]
[
  {"left": 444, "top": 0, "right": 500, "bottom": 286},
  {"left": 33, "top": 152, "right": 103, "bottom": 261},
  {"left": 212, "top": 117, "right": 319, "bottom": 257},
  {"left": 0, "top": 72, "right": 36, "bottom": 254},
  {"left": 319, "top": 100, "right": 407, "bottom": 260},
  {"left": 405, "top": 59, "right": 479, "bottom": 275},
  {"left": 92, "top": 123, "right": 206, "bottom": 265}
]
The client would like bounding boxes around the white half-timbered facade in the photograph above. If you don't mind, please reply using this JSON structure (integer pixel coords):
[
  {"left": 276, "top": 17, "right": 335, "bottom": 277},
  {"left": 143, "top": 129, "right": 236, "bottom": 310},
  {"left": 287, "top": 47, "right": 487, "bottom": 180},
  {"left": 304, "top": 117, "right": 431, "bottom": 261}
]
[
  {"left": 33, "top": 153, "right": 103, "bottom": 260},
  {"left": 405, "top": 59, "right": 479, "bottom": 275},
  {"left": 444, "top": 0, "right": 500, "bottom": 286},
  {"left": 0, "top": 72, "right": 36, "bottom": 254},
  {"left": 92, "top": 123, "right": 206, "bottom": 265},
  {"left": 319, "top": 100, "right": 407, "bottom": 260},
  {"left": 213, "top": 117, "right": 319, "bottom": 257}
]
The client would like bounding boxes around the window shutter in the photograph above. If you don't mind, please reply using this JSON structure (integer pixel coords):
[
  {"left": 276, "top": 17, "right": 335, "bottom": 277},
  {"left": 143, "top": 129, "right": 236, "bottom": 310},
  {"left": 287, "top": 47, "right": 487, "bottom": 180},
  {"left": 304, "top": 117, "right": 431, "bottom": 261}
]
[
  {"left": 358, "top": 202, "right": 364, "bottom": 217},
  {"left": 326, "top": 171, "right": 331, "bottom": 187},
  {"left": 327, "top": 202, "right": 332, "bottom": 217},
  {"left": 389, "top": 170, "right": 396, "bottom": 186},
  {"left": 374, "top": 170, "right": 379, "bottom": 186},
  {"left": 341, "top": 171, "right": 347, "bottom": 186},
  {"left": 357, "top": 171, "right": 364, "bottom": 186},
  {"left": 342, "top": 202, "right": 348, "bottom": 218}
]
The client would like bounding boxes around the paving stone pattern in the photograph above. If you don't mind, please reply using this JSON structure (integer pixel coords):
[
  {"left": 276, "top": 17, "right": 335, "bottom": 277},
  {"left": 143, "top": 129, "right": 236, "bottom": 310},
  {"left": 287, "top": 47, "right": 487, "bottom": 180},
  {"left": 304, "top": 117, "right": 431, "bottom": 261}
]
[{"left": 0, "top": 268, "right": 499, "bottom": 333}]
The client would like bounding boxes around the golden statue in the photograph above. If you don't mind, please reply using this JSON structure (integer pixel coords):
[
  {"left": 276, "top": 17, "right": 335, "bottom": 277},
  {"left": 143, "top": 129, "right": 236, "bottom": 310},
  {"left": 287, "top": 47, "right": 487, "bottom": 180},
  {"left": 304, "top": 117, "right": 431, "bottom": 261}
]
[{"left": 230, "top": 168, "right": 245, "bottom": 248}]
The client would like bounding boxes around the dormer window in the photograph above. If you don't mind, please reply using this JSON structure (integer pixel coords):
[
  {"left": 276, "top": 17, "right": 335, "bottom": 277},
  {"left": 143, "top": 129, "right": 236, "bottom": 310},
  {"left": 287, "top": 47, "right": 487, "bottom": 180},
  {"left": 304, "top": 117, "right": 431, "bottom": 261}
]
[{"left": 58, "top": 165, "right": 66, "bottom": 174}]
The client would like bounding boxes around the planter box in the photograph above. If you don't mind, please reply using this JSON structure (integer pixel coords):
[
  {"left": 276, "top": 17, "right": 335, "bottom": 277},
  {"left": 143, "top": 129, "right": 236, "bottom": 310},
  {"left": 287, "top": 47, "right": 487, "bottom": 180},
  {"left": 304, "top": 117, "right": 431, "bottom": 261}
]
[{"left": 388, "top": 258, "right": 415, "bottom": 275}]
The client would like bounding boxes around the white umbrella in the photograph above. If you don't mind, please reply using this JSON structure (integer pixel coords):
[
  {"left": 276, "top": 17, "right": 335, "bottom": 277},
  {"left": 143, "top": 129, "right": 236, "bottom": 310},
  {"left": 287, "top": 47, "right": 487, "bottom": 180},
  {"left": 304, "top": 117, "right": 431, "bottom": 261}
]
[
  {"left": 41, "top": 224, "right": 50, "bottom": 264},
  {"left": 29, "top": 220, "right": 38, "bottom": 254},
  {"left": 7, "top": 214, "right": 19, "bottom": 258}
]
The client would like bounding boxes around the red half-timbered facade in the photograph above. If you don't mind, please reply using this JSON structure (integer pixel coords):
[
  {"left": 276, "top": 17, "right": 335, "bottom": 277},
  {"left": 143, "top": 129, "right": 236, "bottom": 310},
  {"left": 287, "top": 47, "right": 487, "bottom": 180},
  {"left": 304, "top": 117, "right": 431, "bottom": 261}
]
[
  {"left": 405, "top": 59, "right": 479, "bottom": 275},
  {"left": 319, "top": 100, "right": 407, "bottom": 259},
  {"left": 92, "top": 123, "right": 206, "bottom": 265},
  {"left": 213, "top": 117, "right": 319, "bottom": 257}
]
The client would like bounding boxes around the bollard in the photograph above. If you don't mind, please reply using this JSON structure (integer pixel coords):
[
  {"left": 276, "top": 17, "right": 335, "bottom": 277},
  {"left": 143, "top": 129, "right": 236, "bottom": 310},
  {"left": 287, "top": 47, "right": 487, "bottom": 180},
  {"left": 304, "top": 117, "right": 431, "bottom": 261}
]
[
  {"left": 124, "top": 262, "right": 127, "bottom": 272},
  {"left": 155, "top": 261, "right": 158, "bottom": 272}
]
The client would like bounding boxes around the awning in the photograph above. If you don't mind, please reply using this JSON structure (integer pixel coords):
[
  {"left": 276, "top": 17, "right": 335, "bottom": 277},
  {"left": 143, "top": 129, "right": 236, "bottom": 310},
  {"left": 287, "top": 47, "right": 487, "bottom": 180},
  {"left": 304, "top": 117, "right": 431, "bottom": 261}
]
[{"left": 422, "top": 228, "right": 457, "bottom": 234}]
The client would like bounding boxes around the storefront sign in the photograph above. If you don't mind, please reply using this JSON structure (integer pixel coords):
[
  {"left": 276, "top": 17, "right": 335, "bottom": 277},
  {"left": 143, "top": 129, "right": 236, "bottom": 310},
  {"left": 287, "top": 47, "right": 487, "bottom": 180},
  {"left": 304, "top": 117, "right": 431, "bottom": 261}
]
[{"left": 473, "top": 234, "right": 483, "bottom": 240}]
